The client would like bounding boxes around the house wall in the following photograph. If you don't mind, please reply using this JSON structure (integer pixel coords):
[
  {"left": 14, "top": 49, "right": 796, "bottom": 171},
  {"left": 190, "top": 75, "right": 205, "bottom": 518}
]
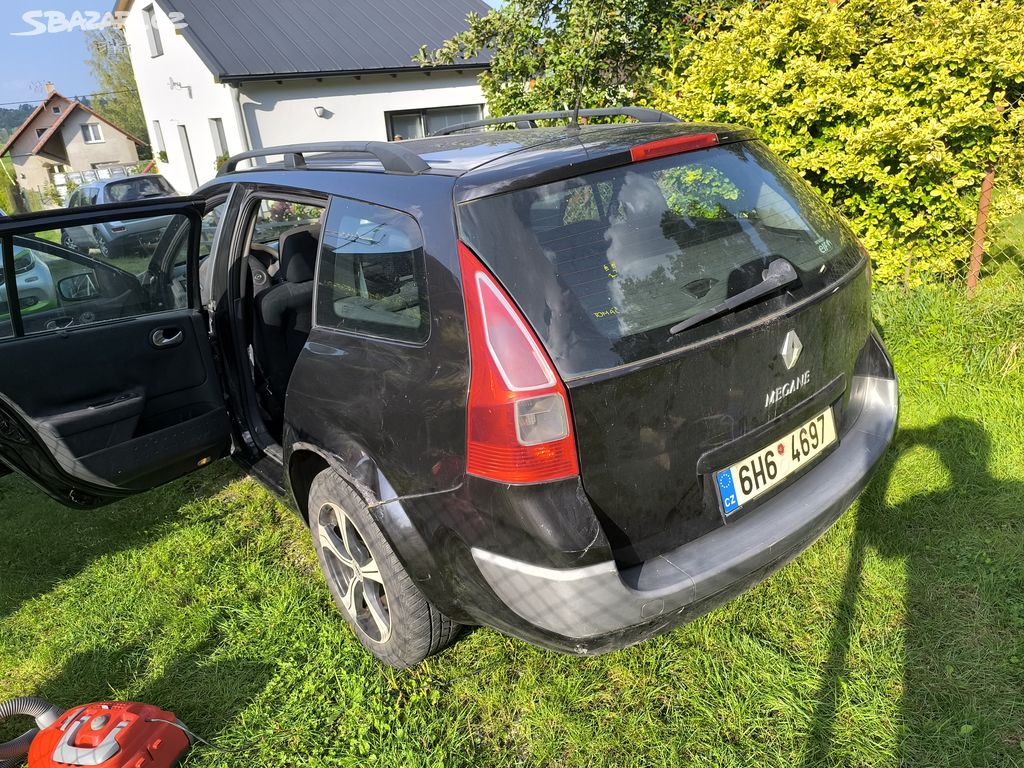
[
  {"left": 11, "top": 153, "right": 52, "bottom": 194},
  {"left": 61, "top": 110, "right": 140, "bottom": 171},
  {"left": 123, "top": 1, "right": 486, "bottom": 191},
  {"left": 122, "top": 1, "right": 243, "bottom": 193},
  {"left": 7, "top": 95, "right": 75, "bottom": 192},
  {"left": 239, "top": 72, "right": 486, "bottom": 148}
]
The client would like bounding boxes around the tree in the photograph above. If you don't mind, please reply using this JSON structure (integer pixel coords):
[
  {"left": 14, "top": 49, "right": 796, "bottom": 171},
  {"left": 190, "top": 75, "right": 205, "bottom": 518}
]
[
  {"left": 84, "top": 27, "right": 149, "bottom": 156},
  {"left": 419, "top": 1, "right": 767, "bottom": 120},
  {"left": 418, "top": 0, "right": 675, "bottom": 117}
]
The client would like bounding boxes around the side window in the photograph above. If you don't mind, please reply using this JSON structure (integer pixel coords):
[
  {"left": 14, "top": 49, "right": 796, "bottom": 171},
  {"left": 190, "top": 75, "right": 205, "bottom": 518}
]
[
  {"left": 249, "top": 199, "right": 322, "bottom": 245},
  {"left": 230, "top": 196, "right": 324, "bottom": 308},
  {"left": 175, "top": 201, "right": 227, "bottom": 310},
  {"left": 1, "top": 212, "right": 195, "bottom": 337},
  {"left": 76, "top": 187, "right": 99, "bottom": 207},
  {"left": 316, "top": 198, "right": 428, "bottom": 343}
]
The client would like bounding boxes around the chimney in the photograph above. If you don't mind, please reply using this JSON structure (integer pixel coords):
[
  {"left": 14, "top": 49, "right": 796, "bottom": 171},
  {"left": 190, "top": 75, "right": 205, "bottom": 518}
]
[{"left": 45, "top": 82, "right": 55, "bottom": 94}]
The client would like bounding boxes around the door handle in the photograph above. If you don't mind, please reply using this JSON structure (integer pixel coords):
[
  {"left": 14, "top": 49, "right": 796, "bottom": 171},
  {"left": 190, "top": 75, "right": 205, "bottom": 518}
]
[
  {"left": 150, "top": 327, "right": 184, "bottom": 349},
  {"left": 45, "top": 317, "right": 75, "bottom": 331}
]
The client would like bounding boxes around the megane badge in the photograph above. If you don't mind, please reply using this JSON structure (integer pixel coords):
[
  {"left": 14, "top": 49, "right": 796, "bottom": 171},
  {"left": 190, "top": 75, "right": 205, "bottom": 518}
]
[{"left": 781, "top": 330, "right": 803, "bottom": 370}]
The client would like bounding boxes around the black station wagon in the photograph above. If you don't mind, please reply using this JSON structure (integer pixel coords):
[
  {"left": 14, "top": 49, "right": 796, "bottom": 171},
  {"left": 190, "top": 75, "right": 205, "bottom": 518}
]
[{"left": 0, "top": 108, "right": 898, "bottom": 667}]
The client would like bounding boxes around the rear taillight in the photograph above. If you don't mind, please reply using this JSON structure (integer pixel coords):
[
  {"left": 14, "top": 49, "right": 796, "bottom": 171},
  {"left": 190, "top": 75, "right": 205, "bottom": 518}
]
[
  {"left": 458, "top": 241, "right": 579, "bottom": 484},
  {"left": 630, "top": 133, "right": 719, "bottom": 162}
]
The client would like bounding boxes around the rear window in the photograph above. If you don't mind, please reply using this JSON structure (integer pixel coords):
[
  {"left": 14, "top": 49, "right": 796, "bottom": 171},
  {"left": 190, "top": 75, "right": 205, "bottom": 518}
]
[
  {"left": 105, "top": 176, "right": 176, "bottom": 202},
  {"left": 458, "top": 140, "right": 863, "bottom": 378}
]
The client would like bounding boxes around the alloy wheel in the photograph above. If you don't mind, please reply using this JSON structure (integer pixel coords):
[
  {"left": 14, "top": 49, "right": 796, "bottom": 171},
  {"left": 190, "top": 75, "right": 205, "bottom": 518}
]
[{"left": 317, "top": 502, "right": 392, "bottom": 644}]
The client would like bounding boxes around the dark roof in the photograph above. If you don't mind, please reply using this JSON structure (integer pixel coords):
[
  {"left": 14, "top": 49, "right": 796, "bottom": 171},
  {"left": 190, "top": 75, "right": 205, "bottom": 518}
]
[{"left": 153, "top": 0, "right": 491, "bottom": 82}]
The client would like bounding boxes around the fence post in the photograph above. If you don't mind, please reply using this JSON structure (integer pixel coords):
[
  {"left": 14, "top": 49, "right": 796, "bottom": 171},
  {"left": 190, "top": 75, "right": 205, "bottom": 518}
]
[
  {"left": 967, "top": 165, "right": 996, "bottom": 298},
  {"left": 967, "top": 101, "right": 1007, "bottom": 298}
]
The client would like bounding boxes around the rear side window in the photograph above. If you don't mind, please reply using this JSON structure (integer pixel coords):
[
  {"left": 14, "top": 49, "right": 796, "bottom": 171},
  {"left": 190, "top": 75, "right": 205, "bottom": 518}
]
[
  {"left": 458, "top": 140, "right": 863, "bottom": 377},
  {"left": 315, "top": 198, "right": 428, "bottom": 343}
]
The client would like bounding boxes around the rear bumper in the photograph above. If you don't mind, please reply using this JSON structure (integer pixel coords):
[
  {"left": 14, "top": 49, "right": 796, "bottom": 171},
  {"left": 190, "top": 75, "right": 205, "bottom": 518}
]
[{"left": 471, "top": 374, "right": 898, "bottom": 652}]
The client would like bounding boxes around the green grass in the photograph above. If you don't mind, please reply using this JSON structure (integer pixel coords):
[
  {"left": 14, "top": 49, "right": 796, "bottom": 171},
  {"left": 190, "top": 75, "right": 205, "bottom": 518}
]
[{"left": 1, "top": 269, "right": 1023, "bottom": 767}]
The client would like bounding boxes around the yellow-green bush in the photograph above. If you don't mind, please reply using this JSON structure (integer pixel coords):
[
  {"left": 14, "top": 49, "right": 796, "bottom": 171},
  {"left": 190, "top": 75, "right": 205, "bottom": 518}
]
[{"left": 651, "top": 0, "right": 1024, "bottom": 284}]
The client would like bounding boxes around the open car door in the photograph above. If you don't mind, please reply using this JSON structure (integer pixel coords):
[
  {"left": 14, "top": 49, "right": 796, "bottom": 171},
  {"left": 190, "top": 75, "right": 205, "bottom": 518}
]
[{"left": 0, "top": 197, "right": 232, "bottom": 508}]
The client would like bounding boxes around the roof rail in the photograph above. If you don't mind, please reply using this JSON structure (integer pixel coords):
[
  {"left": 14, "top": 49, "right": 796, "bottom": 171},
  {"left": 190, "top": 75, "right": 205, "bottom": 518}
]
[
  {"left": 218, "top": 141, "right": 430, "bottom": 176},
  {"left": 431, "top": 107, "right": 681, "bottom": 136}
]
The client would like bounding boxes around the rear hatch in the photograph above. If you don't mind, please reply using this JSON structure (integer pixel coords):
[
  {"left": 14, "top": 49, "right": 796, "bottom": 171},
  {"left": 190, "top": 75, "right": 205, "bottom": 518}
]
[{"left": 458, "top": 134, "right": 870, "bottom": 565}]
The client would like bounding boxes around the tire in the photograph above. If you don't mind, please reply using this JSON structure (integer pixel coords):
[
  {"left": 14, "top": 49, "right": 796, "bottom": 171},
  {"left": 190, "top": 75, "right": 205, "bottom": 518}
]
[
  {"left": 308, "top": 469, "right": 460, "bottom": 668},
  {"left": 96, "top": 234, "right": 117, "bottom": 260},
  {"left": 60, "top": 230, "right": 80, "bottom": 252}
]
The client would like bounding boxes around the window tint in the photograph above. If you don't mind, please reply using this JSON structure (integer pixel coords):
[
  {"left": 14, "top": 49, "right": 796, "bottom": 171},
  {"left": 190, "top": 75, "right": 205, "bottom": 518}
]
[
  {"left": 1, "top": 213, "right": 194, "bottom": 337},
  {"left": 316, "top": 198, "right": 428, "bottom": 343},
  {"left": 105, "top": 176, "right": 175, "bottom": 202},
  {"left": 459, "top": 140, "right": 863, "bottom": 377}
]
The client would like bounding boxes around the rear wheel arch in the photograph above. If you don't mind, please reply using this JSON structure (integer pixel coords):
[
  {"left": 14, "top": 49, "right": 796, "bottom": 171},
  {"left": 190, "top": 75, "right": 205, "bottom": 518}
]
[
  {"left": 306, "top": 468, "right": 461, "bottom": 667},
  {"left": 287, "top": 447, "right": 331, "bottom": 523},
  {"left": 285, "top": 441, "right": 458, "bottom": 618}
]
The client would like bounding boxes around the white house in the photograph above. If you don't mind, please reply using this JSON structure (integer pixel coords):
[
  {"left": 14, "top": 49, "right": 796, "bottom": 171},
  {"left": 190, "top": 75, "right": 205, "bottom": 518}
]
[{"left": 116, "top": 0, "right": 490, "bottom": 193}]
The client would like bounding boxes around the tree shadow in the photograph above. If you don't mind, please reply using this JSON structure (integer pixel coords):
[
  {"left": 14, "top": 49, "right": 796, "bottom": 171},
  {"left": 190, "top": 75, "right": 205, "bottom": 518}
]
[
  {"left": 802, "top": 418, "right": 1024, "bottom": 765},
  {"left": 0, "top": 461, "right": 241, "bottom": 622},
  {"left": 0, "top": 633, "right": 274, "bottom": 764}
]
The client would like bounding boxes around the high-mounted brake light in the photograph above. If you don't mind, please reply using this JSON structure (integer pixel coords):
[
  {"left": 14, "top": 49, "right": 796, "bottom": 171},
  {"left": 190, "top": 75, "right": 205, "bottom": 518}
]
[
  {"left": 630, "top": 133, "right": 719, "bottom": 162},
  {"left": 458, "top": 242, "right": 579, "bottom": 484}
]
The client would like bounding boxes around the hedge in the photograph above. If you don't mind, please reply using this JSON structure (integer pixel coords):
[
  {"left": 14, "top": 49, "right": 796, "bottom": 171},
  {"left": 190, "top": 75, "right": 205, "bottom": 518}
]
[{"left": 650, "top": 0, "right": 1024, "bottom": 283}]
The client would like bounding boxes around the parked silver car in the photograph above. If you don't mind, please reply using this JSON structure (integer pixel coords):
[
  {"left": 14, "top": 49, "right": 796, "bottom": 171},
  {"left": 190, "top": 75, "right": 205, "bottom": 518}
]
[{"left": 61, "top": 175, "right": 177, "bottom": 258}]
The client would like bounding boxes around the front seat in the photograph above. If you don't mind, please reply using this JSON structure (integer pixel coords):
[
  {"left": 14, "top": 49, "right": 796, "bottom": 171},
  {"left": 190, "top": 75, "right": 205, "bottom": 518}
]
[{"left": 252, "top": 224, "right": 320, "bottom": 416}]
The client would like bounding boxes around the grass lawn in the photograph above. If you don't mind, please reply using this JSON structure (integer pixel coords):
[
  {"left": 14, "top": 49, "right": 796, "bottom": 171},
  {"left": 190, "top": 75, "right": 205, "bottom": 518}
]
[{"left": 1, "top": 268, "right": 1023, "bottom": 767}]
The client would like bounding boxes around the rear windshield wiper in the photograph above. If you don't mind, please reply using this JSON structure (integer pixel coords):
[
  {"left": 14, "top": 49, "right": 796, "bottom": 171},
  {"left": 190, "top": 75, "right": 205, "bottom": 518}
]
[{"left": 669, "top": 258, "right": 798, "bottom": 335}]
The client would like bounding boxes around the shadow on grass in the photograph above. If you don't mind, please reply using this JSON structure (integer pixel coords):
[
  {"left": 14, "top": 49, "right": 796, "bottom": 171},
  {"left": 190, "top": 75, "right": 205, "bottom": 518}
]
[
  {"left": 802, "top": 418, "right": 1024, "bottom": 765},
  {"left": 0, "top": 634, "right": 274, "bottom": 761},
  {"left": 0, "top": 462, "right": 240, "bottom": 622}
]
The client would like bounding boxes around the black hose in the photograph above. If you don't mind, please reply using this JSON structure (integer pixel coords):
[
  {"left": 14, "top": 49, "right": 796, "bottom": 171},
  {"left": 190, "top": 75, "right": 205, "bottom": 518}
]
[{"left": 0, "top": 698, "right": 65, "bottom": 763}]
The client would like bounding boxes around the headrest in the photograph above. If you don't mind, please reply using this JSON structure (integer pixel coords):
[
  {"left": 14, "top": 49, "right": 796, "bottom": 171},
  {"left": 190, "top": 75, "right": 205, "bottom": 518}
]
[{"left": 279, "top": 224, "right": 320, "bottom": 283}]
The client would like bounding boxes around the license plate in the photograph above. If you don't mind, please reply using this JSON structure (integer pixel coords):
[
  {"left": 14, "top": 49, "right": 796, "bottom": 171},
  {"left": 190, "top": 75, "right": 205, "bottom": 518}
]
[{"left": 715, "top": 407, "right": 837, "bottom": 515}]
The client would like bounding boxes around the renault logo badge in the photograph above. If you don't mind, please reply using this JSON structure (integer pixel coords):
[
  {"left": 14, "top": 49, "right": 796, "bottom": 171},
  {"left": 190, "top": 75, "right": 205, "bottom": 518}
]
[{"left": 781, "top": 330, "right": 803, "bottom": 370}]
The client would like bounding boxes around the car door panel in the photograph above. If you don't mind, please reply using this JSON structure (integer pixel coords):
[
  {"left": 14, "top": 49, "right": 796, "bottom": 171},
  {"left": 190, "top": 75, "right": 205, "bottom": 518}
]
[{"left": 0, "top": 196, "right": 234, "bottom": 508}]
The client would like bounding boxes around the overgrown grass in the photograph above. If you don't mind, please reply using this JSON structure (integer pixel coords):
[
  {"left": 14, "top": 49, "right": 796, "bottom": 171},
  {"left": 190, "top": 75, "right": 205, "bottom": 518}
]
[{"left": 1, "top": 269, "right": 1022, "bottom": 767}]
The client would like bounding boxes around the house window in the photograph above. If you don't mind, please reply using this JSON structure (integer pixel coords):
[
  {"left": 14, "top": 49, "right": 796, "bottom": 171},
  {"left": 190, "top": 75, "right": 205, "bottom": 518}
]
[
  {"left": 152, "top": 120, "right": 166, "bottom": 153},
  {"left": 209, "top": 118, "right": 228, "bottom": 157},
  {"left": 35, "top": 128, "right": 47, "bottom": 138},
  {"left": 178, "top": 125, "right": 198, "bottom": 190},
  {"left": 144, "top": 5, "right": 163, "bottom": 57},
  {"left": 82, "top": 123, "right": 104, "bottom": 143},
  {"left": 52, "top": 106, "right": 61, "bottom": 115},
  {"left": 385, "top": 104, "right": 484, "bottom": 141}
]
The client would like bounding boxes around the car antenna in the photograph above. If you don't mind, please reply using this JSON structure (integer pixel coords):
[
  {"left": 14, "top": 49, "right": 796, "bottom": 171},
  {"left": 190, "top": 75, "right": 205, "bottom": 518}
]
[{"left": 569, "top": 14, "right": 602, "bottom": 132}]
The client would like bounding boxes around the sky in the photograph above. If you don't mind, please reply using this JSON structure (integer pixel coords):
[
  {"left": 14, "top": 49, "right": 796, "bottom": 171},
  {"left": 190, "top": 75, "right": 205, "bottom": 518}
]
[
  {"left": 0, "top": 0, "right": 504, "bottom": 108},
  {"left": 0, "top": 1, "right": 111, "bottom": 106}
]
